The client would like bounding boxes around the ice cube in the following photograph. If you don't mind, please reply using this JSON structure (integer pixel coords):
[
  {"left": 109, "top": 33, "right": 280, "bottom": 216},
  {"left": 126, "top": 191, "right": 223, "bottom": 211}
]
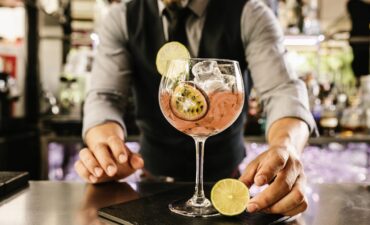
[
  {"left": 201, "top": 79, "right": 230, "bottom": 93},
  {"left": 192, "top": 60, "right": 235, "bottom": 93},
  {"left": 192, "top": 60, "right": 222, "bottom": 81},
  {"left": 194, "top": 74, "right": 222, "bottom": 87},
  {"left": 222, "top": 74, "right": 236, "bottom": 91}
]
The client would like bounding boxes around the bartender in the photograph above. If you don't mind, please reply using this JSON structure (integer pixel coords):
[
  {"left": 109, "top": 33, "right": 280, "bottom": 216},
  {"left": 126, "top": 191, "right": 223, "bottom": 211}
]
[{"left": 75, "top": 0, "right": 316, "bottom": 216}]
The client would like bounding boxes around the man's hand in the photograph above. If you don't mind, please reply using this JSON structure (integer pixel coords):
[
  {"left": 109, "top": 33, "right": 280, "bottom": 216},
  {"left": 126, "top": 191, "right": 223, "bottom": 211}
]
[
  {"left": 239, "top": 145, "right": 307, "bottom": 216},
  {"left": 0, "top": 0, "right": 23, "bottom": 7},
  {"left": 240, "top": 118, "right": 310, "bottom": 216},
  {"left": 75, "top": 122, "right": 144, "bottom": 183}
]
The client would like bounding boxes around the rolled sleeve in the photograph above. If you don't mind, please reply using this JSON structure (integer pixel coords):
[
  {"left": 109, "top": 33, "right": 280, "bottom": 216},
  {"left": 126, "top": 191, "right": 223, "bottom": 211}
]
[
  {"left": 241, "top": 0, "right": 317, "bottom": 135},
  {"left": 82, "top": 3, "right": 132, "bottom": 140},
  {"left": 83, "top": 91, "right": 128, "bottom": 139},
  {"left": 261, "top": 80, "right": 317, "bottom": 135}
]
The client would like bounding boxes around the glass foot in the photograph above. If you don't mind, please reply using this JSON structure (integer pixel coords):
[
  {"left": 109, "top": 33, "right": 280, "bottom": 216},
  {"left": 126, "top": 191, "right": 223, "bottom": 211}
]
[{"left": 169, "top": 197, "right": 220, "bottom": 217}]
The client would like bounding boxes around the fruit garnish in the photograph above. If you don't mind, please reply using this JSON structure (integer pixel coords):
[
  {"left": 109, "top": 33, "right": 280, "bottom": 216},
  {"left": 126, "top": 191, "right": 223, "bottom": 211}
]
[
  {"left": 156, "top": 41, "right": 190, "bottom": 77},
  {"left": 211, "top": 179, "right": 250, "bottom": 216},
  {"left": 170, "top": 82, "right": 209, "bottom": 121}
]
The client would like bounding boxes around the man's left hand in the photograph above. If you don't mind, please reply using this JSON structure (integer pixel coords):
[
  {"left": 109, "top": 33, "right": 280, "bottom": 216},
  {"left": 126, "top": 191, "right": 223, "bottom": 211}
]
[{"left": 239, "top": 145, "right": 307, "bottom": 216}]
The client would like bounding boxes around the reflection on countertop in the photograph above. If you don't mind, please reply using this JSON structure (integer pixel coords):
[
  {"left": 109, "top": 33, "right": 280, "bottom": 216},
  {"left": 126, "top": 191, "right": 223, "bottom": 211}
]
[
  {"left": 305, "top": 183, "right": 370, "bottom": 225},
  {"left": 0, "top": 181, "right": 369, "bottom": 225},
  {"left": 77, "top": 182, "right": 140, "bottom": 225}
]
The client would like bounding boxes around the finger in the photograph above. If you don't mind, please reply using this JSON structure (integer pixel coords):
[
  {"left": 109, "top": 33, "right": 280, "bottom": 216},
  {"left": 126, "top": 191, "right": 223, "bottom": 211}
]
[
  {"left": 130, "top": 153, "right": 144, "bottom": 170},
  {"left": 282, "top": 199, "right": 308, "bottom": 217},
  {"left": 266, "top": 175, "right": 306, "bottom": 214},
  {"left": 91, "top": 143, "right": 117, "bottom": 177},
  {"left": 74, "top": 161, "right": 97, "bottom": 183},
  {"left": 107, "top": 136, "right": 128, "bottom": 164},
  {"left": 79, "top": 148, "right": 103, "bottom": 177},
  {"left": 247, "top": 159, "right": 298, "bottom": 213},
  {"left": 239, "top": 160, "right": 259, "bottom": 187},
  {"left": 254, "top": 148, "right": 289, "bottom": 186}
]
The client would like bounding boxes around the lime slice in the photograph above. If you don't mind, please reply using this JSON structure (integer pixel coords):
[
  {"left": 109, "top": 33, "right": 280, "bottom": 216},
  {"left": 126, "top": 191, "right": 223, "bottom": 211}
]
[
  {"left": 211, "top": 179, "right": 250, "bottom": 216},
  {"left": 156, "top": 41, "right": 190, "bottom": 76},
  {"left": 165, "top": 58, "right": 189, "bottom": 80},
  {"left": 170, "top": 82, "right": 209, "bottom": 121}
]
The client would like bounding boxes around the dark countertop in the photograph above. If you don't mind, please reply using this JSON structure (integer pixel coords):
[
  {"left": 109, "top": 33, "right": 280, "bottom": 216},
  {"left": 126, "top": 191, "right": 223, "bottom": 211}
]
[{"left": 0, "top": 181, "right": 369, "bottom": 225}]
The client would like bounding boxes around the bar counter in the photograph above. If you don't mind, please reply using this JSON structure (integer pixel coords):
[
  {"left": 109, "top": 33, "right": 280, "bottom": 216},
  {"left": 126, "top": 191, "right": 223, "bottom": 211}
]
[{"left": 0, "top": 181, "right": 369, "bottom": 225}]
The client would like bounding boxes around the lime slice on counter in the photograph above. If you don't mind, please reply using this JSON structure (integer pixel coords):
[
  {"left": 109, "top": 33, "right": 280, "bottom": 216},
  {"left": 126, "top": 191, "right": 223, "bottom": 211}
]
[
  {"left": 170, "top": 82, "right": 209, "bottom": 121},
  {"left": 211, "top": 179, "right": 250, "bottom": 216},
  {"left": 156, "top": 41, "right": 190, "bottom": 77}
]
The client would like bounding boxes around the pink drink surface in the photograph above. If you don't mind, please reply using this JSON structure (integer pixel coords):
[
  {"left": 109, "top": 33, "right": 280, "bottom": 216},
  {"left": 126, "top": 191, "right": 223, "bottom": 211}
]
[{"left": 160, "top": 91, "right": 244, "bottom": 137}]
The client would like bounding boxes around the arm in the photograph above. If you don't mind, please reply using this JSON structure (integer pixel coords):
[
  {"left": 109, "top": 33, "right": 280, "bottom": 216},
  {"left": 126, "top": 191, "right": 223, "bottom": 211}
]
[
  {"left": 268, "top": 118, "right": 309, "bottom": 155},
  {"left": 75, "top": 3, "right": 143, "bottom": 184},
  {"left": 239, "top": 0, "right": 315, "bottom": 216}
]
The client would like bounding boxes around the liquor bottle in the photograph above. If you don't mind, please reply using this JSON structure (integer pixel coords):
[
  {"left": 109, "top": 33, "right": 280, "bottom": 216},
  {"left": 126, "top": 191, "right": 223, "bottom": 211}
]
[
  {"left": 340, "top": 95, "right": 366, "bottom": 135},
  {"left": 319, "top": 97, "right": 338, "bottom": 136},
  {"left": 360, "top": 75, "right": 370, "bottom": 134}
]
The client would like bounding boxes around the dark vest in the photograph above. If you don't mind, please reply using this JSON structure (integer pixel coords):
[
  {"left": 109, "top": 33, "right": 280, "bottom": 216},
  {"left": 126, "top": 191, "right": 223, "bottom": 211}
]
[{"left": 126, "top": 0, "right": 249, "bottom": 181}]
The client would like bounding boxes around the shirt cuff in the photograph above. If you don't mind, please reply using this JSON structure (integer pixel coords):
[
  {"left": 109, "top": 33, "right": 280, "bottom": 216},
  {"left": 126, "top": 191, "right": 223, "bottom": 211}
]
[
  {"left": 82, "top": 102, "right": 127, "bottom": 142},
  {"left": 264, "top": 94, "right": 318, "bottom": 137}
]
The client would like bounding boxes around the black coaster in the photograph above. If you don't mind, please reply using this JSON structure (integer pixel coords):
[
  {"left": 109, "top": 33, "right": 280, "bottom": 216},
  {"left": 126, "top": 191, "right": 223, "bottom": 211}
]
[
  {"left": 99, "top": 184, "right": 289, "bottom": 225},
  {"left": 0, "top": 171, "right": 29, "bottom": 199}
]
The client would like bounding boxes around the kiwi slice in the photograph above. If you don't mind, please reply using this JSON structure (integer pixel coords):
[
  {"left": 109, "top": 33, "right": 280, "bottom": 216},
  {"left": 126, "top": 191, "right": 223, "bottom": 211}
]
[{"left": 170, "top": 82, "right": 209, "bottom": 121}]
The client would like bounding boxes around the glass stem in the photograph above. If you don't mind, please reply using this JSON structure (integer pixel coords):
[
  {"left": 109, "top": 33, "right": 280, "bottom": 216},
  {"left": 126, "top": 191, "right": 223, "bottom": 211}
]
[{"left": 191, "top": 136, "right": 207, "bottom": 206}]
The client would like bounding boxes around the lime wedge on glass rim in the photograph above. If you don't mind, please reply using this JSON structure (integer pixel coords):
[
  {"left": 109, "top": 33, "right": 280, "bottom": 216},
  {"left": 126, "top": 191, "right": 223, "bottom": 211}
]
[
  {"left": 211, "top": 179, "right": 250, "bottom": 216},
  {"left": 156, "top": 41, "right": 190, "bottom": 78}
]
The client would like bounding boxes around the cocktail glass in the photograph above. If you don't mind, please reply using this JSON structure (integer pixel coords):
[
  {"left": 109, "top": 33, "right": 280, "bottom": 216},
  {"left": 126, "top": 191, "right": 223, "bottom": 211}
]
[{"left": 159, "top": 58, "right": 245, "bottom": 217}]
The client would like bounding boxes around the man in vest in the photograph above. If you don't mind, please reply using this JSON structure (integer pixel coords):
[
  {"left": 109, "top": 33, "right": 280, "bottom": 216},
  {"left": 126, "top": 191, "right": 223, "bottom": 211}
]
[{"left": 75, "top": 0, "right": 316, "bottom": 216}]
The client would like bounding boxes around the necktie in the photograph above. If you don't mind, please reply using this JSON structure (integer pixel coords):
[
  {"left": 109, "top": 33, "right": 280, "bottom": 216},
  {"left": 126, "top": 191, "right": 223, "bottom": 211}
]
[{"left": 164, "top": 7, "right": 192, "bottom": 47}]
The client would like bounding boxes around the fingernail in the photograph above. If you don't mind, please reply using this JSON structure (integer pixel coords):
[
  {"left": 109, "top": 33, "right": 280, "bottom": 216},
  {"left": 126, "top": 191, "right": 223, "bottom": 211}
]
[
  {"left": 107, "top": 165, "right": 116, "bottom": 176},
  {"left": 247, "top": 203, "right": 259, "bottom": 213},
  {"left": 132, "top": 156, "right": 144, "bottom": 169},
  {"left": 119, "top": 154, "right": 127, "bottom": 163},
  {"left": 89, "top": 175, "right": 97, "bottom": 183},
  {"left": 94, "top": 167, "right": 103, "bottom": 177},
  {"left": 255, "top": 175, "right": 267, "bottom": 186}
]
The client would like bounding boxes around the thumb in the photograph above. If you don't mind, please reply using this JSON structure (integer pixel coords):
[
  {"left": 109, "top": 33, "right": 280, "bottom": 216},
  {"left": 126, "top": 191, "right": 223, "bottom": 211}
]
[
  {"left": 121, "top": 142, "right": 144, "bottom": 170},
  {"left": 129, "top": 153, "right": 144, "bottom": 170}
]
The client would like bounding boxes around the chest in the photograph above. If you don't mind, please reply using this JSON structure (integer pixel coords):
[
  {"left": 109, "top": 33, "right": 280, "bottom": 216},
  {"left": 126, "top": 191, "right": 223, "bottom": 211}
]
[{"left": 125, "top": 0, "right": 248, "bottom": 77}]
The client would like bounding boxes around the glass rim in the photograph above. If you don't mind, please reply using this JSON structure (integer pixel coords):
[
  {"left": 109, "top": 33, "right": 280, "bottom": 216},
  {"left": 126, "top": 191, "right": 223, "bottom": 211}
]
[{"left": 168, "top": 58, "right": 239, "bottom": 64}]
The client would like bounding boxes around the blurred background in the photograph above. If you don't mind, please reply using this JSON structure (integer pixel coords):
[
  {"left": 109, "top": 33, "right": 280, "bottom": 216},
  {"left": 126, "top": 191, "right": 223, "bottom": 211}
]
[{"left": 0, "top": 0, "right": 369, "bottom": 183}]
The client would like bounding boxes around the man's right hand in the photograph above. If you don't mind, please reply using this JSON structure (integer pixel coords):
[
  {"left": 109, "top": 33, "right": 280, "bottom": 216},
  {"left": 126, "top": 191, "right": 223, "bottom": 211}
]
[{"left": 74, "top": 122, "right": 144, "bottom": 183}]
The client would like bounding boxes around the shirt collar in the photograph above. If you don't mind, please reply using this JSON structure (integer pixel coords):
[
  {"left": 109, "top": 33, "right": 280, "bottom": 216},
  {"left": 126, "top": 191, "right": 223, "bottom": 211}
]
[{"left": 157, "top": 0, "right": 209, "bottom": 17}]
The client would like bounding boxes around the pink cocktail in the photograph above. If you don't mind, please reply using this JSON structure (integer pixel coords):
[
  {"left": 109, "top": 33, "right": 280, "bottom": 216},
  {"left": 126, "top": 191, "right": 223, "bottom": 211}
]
[
  {"left": 158, "top": 58, "right": 245, "bottom": 217},
  {"left": 160, "top": 90, "right": 244, "bottom": 136}
]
